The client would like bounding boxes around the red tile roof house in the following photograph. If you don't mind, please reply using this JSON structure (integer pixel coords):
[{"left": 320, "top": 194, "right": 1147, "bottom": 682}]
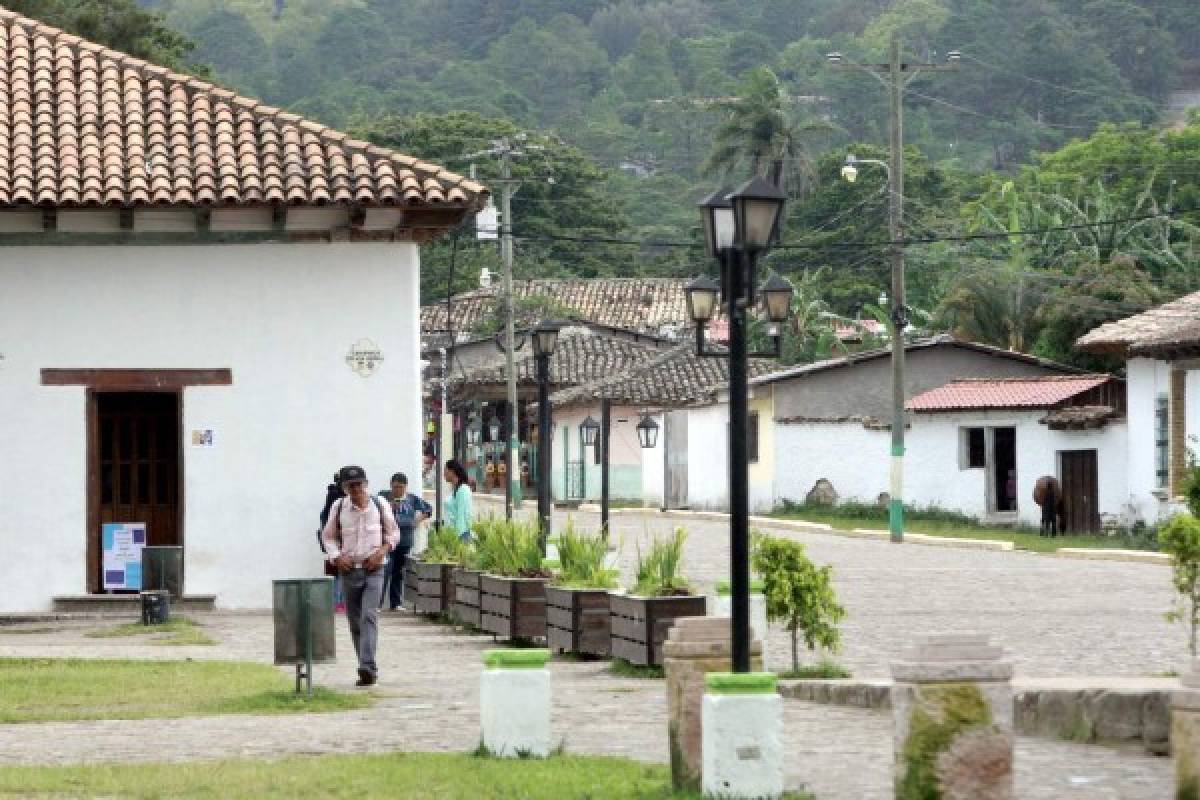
[
  {"left": 0, "top": 10, "right": 486, "bottom": 611},
  {"left": 903, "top": 375, "right": 1127, "bottom": 531},
  {"left": 1076, "top": 290, "right": 1200, "bottom": 524},
  {"left": 750, "top": 336, "right": 1127, "bottom": 528}
]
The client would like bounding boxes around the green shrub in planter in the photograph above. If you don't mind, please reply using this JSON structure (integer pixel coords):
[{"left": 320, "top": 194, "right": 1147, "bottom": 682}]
[
  {"left": 1162, "top": 513, "right": 1200, "bottom": 656},
  {"left": 424, "top": 524, "right": 469, "bottom": 564},
  {"left": 555, "top": 521, "right": 618, "bottom": 590},
  {"left": 633, "top": 528, "right": 690, "bottom": 597},
  {"left": 476, "top": 518, "right": 546, "bottom": 578}
]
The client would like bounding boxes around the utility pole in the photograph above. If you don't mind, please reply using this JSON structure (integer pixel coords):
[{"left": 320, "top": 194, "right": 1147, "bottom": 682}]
[
  {"left": 465, "top": 137, "right": 534, "bottom": 521},
  {"left": 828, "top": 39, "right": 960, "bottom": 544}
]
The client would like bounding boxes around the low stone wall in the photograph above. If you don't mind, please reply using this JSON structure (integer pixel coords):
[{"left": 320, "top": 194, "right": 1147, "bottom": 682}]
[{"left": 778, "top": 679, "right": 1172, "bottom": 755}]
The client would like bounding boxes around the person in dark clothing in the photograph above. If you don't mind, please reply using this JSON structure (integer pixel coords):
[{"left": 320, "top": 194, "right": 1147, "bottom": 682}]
[
  {"left": 318, "top": 472, "right": 346, "bottom": 611},
  {"left": 378, "top": 472, "right": 432, "bottom": 611}
]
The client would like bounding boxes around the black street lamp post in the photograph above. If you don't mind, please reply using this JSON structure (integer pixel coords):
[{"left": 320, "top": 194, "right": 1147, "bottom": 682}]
[
  {"left": 688, "top": 176, "right": 791, "bottom": 674},
  {"left": 580, "top": 412, "right": 612, "bottom": 536},
  {"left": 533, "top": 320, "right": 562, "bottom": 553}
]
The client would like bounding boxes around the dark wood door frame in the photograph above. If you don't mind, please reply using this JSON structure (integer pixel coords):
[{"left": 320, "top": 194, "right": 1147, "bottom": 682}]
[{"left": 44, "top": 369, "right": 232, "bottom": 594}]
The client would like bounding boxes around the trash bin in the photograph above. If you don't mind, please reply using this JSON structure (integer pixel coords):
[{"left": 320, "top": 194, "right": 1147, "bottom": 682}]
[
  {"left": 140, "top": 590, "right": 170, "bottom": 625},
  {"left": 142, "top": 546, "right": 183, "bottom": 600},
  {"left": 273, "top": 578, "right": 336, "bottom": 694}
]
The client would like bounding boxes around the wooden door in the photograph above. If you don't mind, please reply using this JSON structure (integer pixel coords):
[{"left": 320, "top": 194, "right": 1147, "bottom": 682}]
[
  {"left": 664, "top": 411, "right": 688, "bottom": 509},
  {"left": 1060, "top": 450, "right": 1099, "bottom": 534},
  {"left": 93, "top": 393, "right": 181, "bottom": 588}
]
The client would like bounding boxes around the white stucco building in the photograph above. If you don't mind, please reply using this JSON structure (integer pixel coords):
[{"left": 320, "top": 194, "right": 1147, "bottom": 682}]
[
  {"left": 0, "top": 10, "right": 485, "bottom": 611},
  {"left": 1077, "top": 293, "right": 1200, "bottom": 523}
]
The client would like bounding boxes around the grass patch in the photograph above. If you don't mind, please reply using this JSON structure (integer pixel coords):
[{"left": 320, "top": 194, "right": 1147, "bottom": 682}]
[
  {"left": 86, "top": 617, "right": 218, "bottom": 646},
  {"left": 609, "top": 658, "right": 665, "bottom": 679},
  {"left": 0, "top": 658, "right": 371, "bottom": 723},
  {"left": 778, "top": 660, "right": 852, "bottom": 680},
  {"left": 0, "top": 752, "right": 814, "bottom": 799},
  {"left": 771, "top": 501, "right": 1159, "bottom": 554}
]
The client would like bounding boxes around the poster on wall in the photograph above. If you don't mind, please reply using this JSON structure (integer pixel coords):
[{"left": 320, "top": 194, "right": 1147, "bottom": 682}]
[{"left": 102, "top": 523, "right": 146, "bottom": 591}]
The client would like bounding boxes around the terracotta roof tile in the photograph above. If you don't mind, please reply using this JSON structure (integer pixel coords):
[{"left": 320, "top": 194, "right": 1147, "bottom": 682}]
[
  {"left": 422, "top": 278, "right": 697, "bottom": 340},
  {"left": 906, "top": 376, "right": 1113, "bottom": 412},
  {"left": 550, "top": 342, "right": 776, "bottom": 409},
  {"left": 1039, "top": 405, "right": 1122, "bottom": 430},
  {"left": 0, "top": 8, "right": 486, "bottom": 210},
  {"left": 1076, "top": 291, "right": 1200, "bottom": 354}
]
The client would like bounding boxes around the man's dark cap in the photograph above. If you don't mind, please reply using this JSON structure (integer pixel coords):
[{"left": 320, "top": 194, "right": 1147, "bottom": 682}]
[{"left": 338, "top": 465, "right": 367, "bottom": 485}]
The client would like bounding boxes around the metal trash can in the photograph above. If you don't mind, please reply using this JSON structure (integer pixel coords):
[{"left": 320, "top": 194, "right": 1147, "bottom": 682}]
[
  {"left": 140, "top": 590, "right": 170, "bottom": 625},
  {"left": 273, "top": 578, "right": 336, "bottom": 695},
  {"left": 142, "top": 546, "right": 184, "bottom": 600}
]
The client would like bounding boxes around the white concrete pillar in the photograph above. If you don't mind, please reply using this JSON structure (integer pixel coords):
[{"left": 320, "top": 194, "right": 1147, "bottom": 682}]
[
  {"left": 702, "top": 672, "right": 783, "bottom": 799},
  {"left": 891, "top": 634, "right": 1014, "bottom": 800},
  {"left": 714, "top": 579, "right": 769, "bottom": 669},
  {"left": 479, "top": 648, "right": 552, "bottom": 758},
  {"left": 1172, "top": 658, "right": 1200, "bottom": 799}
]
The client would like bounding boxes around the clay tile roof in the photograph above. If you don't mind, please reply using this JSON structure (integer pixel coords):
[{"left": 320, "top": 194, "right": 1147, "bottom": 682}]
[
  {"left": 1076, "top": 291, "right": 1200, "bottom": 355},
  {"left": 422, "top": 278, "right": 696, "bottom": 339},
  {"left": 906, "top": 375, "right": 1113, "bottom": 412},
  {"left": 549, "top": 342, "right": 776, "bottom": 409},
  {"left": 0, "top": 9, "right": 486, "bottom": 210},
  {"left": 1127, "top": 320, "right": 1200, "bottom": 359},
  {"left": 451, "top": 327, "right": 666, "bottom": 390},
  {"left": 1039, "top": 405, "right": 1122, "bottom": 430}
]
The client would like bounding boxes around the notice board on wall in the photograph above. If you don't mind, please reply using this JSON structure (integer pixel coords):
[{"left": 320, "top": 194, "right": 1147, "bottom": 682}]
[{"left": 102, "top": 523, "right": 146, "bottom": 590}]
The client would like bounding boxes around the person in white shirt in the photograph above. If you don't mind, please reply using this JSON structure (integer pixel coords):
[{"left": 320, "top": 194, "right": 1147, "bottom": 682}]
[{"left": 320, "top": 465, "right": 398, "bottom": 686}]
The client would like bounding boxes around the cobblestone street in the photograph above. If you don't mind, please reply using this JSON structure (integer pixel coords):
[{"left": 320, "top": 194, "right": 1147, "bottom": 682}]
[{"left": 0, "top": 505, "right": 1179, "bottom": 798}]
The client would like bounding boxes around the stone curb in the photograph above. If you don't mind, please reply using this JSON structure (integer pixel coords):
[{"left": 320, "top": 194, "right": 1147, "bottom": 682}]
[
  {"left": 778, "top": 678, "right": 1173, "bottom": 754},
  {"left": 1055, "top": 548, "right": 1170, "bottom": 566},
  {"left": 470, "top": 494, "right": 1169, "bottom": 562}
]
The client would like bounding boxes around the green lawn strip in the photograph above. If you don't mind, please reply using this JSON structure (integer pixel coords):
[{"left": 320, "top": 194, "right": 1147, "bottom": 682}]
[
  {"left": 86, "top": 617, "right": 218, "bottom": 646},
  {"left": 0, "top": 658, "right": 370, "bottom": 723},
  {"left": 778, "top": 661, "right": 852, "bottom": 680},
  {"left": 769, "top": 508, "right": 1153, "bottom": 554},
  {"left": 0, "top": 752, "right": 814, "bottom": 799}
]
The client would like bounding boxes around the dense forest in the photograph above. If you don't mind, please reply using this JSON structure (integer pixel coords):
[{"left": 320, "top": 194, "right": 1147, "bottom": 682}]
[{"left": 14, "top": 0, "right": 1200, "bottom": 367}]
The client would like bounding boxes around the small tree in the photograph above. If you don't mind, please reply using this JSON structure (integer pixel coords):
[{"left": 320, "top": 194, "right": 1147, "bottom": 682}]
[
  {"left": 751, "top": 532, "right": 846, "bottom": 673},
  {"left": 1161, "top": 514, "right": 1200, "bottom": 656}
]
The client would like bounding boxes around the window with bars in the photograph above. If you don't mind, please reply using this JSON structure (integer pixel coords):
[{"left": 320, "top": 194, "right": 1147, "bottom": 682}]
[{"left": 1156, "top": 393, "right": 1169, "bottom": 489}]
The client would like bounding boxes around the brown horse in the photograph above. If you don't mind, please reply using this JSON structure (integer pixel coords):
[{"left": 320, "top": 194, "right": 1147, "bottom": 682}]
[{"left": 1033, "top": 476, "right": 1064, "bottom": 537}]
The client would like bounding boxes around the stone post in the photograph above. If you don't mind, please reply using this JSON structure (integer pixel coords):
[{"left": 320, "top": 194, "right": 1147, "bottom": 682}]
[
  {"left": 714, "top": 579, "right": 769, "bottom": 669},
  {"left": 480, "top": 648, "right": 551, "bottom": 757},
  {"left": 890, "top": 634, "right": 1014, "bottom": 800},
  {"left": 703, "top": 672, "right": 783, "bottom": 799},
  {"left": 663, "top": 616, "right": 762, "bottom": 791},
  {"left": 1172, "top": 659, "right": 1200, "bottom": 798}
]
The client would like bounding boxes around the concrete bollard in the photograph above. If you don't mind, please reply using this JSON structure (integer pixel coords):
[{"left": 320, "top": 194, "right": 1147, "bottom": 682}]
[
  {"left": 703, "top": 672, "right": 783, "bottom": 799},
  {"left": 1172, "top": 659, "right": 1200, "bottom": 798},
  {"left": 480, "top": 648, "right": 552, "bottom": 758},
  {"left": 713, "top": 579, "right": 769, "bottom": 669},
  {"left": 663, "top": 616, "right": 763, "bottom": 792},
  {"left": 890, "top": 634, "right": 1014, "bottom": 800}
]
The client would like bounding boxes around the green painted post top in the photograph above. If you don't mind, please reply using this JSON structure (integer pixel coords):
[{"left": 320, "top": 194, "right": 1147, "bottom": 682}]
[
  {"left": 715, "top": 579, "right": 765, "bottom": 596},
  {"left": 705, "top": 672, "right": 778, "bottom": 695},
  {"left": 482, "top": 649, "right": 552, "bottom": 669}
]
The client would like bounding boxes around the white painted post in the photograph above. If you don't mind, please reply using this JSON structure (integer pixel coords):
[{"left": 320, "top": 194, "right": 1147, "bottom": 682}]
[
  {"left": 891, "top": 634, "right": 1014, "bottom": 799},
  {"left": 714, "top": 579, "right": 769, "bottom": 669},
  {"left": 702, "top": 672, "right": 783, "bottom": 799},
  {"left": 479, "top": 648, "right": 552, "bottom": 757}
]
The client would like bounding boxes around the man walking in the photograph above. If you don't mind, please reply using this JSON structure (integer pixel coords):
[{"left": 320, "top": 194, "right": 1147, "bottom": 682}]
[
  {"left": 321, "top": 465, "right": 398, "bottom": 686},
  {"left": 379, "top": 472, "right": 432, "bottom": 611}
]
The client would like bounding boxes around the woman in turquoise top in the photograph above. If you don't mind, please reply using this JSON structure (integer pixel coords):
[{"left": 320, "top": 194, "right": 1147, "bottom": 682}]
[{"left": 443, "top": 459, "right": 474, "bottom": 541}]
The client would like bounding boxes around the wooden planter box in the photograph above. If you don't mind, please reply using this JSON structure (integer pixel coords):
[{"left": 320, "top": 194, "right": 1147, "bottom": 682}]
[
  {"left": 402, "top": 558, "right": 418, "bottom": 608},
  {"left": 610, "top": 594, "right": 707, "bottom": 666},
  {"left": 545, "top": 586, "right": 612, "bottom": 657},
  {"left": 413, "top": 559, "right": 456, "bottom": 615},
  {"left": 453, "top": 568, "right": 482, "bottom": 627},
  {"left": 480, "top": 575, "right": 548, "bottom": 640}
]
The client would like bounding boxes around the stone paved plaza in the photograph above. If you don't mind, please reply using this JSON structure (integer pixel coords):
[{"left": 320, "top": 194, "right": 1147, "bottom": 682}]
[{"left": 0, "top": 505, "right": 1179, "bottom": 798}]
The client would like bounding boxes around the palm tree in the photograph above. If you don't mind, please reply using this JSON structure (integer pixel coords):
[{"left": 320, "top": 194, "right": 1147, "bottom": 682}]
[{"left": 704, "top": 67, "right": 836, "bottom": 197}]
